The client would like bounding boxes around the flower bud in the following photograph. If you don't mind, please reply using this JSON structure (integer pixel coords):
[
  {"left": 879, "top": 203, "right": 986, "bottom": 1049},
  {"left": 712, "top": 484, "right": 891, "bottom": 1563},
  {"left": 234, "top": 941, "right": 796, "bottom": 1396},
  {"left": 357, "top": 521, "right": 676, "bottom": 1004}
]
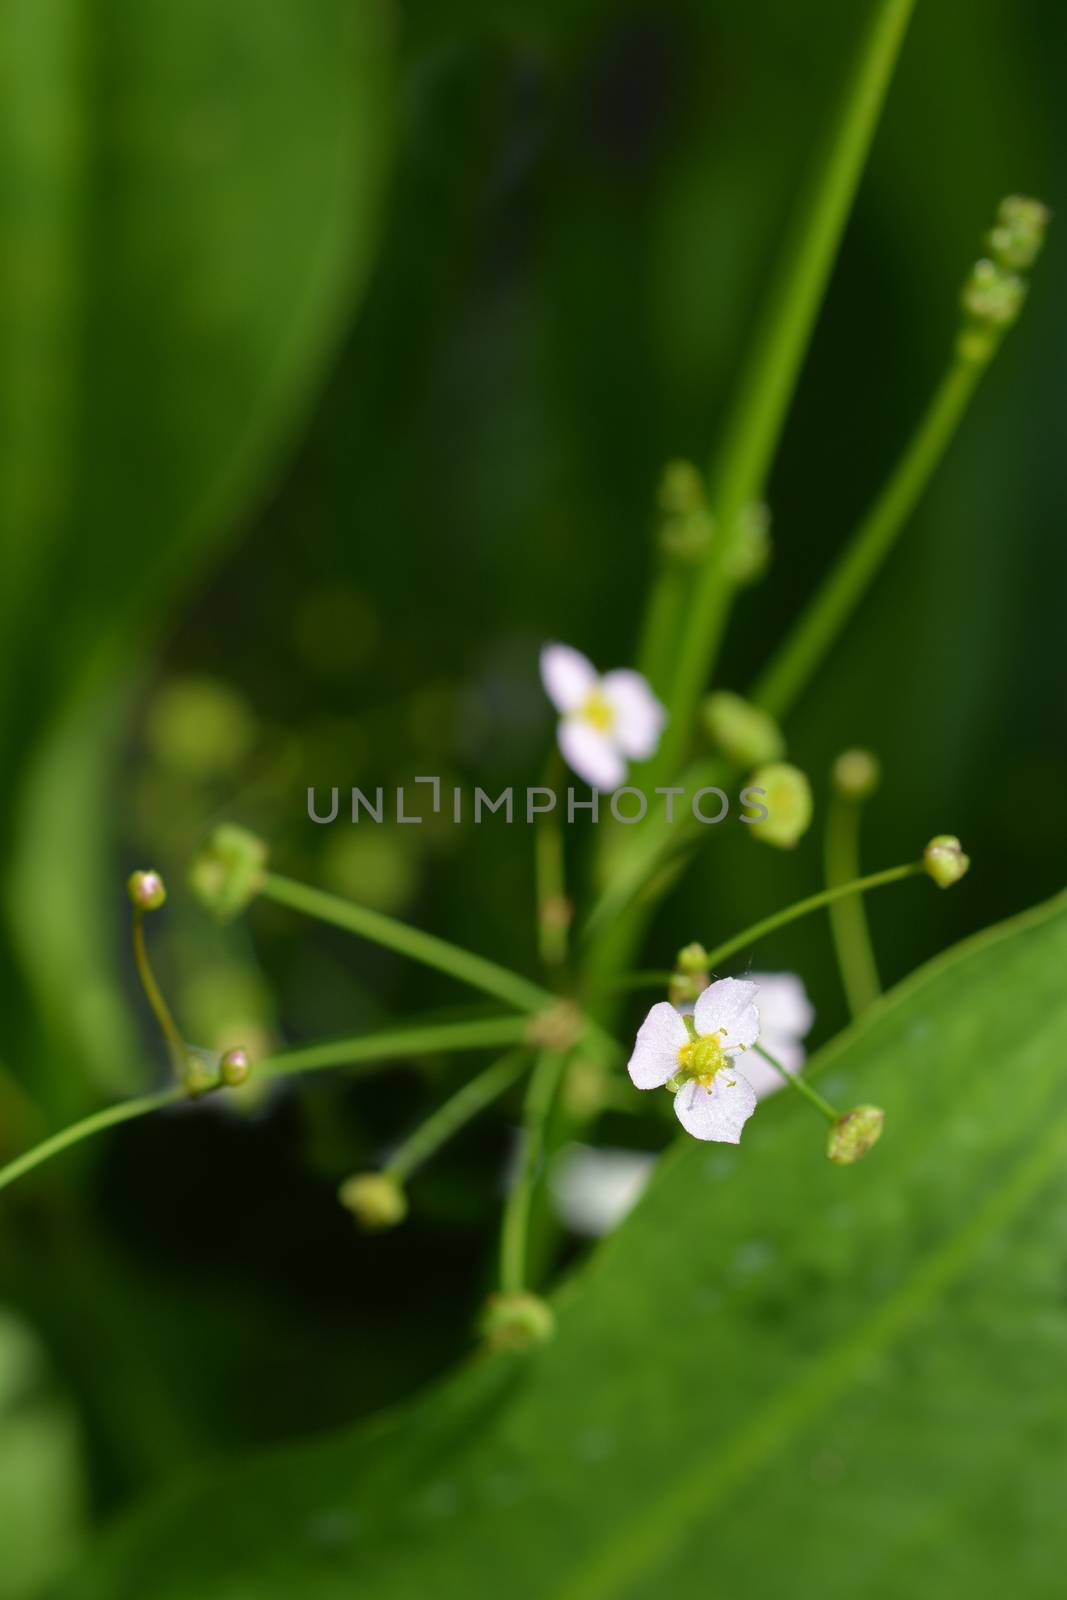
[
  {"left": 219, "top": 1047, "right": 251, "bottom": 1088},
  {"left": 526, "top": 1000, "right": 583, "bottom": 1052},
  {"left": 923, "top": 834, "right": 970, "bottom": 889},
  {"left": 560, "top": 1055, "right": 612, "bottom": 1120},
  {"left": 181, "top": 1051, "right": 215, "bottom": 1098},
  {"left": 702, "top": 691, "right": 784, "bottom": 769},
  {"left": 668, "top": 942, "right": 710, "bottom": 1006},
  {"left": 832, "top": 748, "right": 881, "bottom": 802},
  {"left": 189, "top": 823, "right": 268, "bottom": 921},
  {"left": 987, "top": 195, "right": 1050, "bottom": 272},
  {"left": 480, "top": 1290, "right": 555, "bottom": 1353},
  {"left": 127, "top": 869, "right": 167, "bottom": 912},
  {"left": 656, "top": 460, "right": 714, "bottom": 563},
  {"left": 338, "top": 1172, "right": 408, "bottom": 1231},
  {"left": 747, "top": 762, "right": 813, "bottom": 850},
  {"left": 827, "top": 1105, "right": 885, "bottom": 1164},
  {"left": 725, "top": 501, "right": 771, "bottom": 586}
]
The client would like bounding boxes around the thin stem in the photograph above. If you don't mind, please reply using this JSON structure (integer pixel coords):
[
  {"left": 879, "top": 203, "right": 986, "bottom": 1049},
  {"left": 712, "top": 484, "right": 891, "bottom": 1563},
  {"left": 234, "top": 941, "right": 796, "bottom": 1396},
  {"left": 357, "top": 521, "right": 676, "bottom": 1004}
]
[
  {"left": 499, "top": 1048, "right": 569, "bottom": 1295},
  {"left": 612, "top": 861, "right": 923, "bottom": 990},
  {"left": 261, "top": 872, "right": 551, "bottom": 1015},
  {"left": 656, "top": 0, "right": 916, "bottom": 773},
  {"left": 0, "top": 1089, "right": 182, "bottom": 1196},
  {"left": 535, "top": 752, "right": 569, "bottom": 968},
  {"left": 703, "top": 861, "right": 921, "bottom": 972},
  {"left": 754, "top": 1044, "right": 839, "bottom": 1123},
  {"left": 259, "top": 1015, "right": 531, "bottom": 1080},
  {"left": 0, "top": 1015, "right": 534, "bottom": 1198},
  {"left": 385, "top": 1049, "right": 530, "bottom": 1183},
  {"left": 753, "top": 354, "right": 982, "bottom": 719},
  {"left": 825, "top": 793, "right": 882, "bottom": 1014},
  {"left": 131, "top": 911, "right": 185, "bottom": 1056}
]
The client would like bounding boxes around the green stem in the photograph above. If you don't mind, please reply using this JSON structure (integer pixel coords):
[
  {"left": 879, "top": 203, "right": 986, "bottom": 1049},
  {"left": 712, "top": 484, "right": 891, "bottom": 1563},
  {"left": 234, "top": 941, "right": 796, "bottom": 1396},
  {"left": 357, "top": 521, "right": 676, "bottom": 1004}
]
[
  {"left": 613, "top": 861, "right": 923, "bottom": 990},
  {"left": 0, "top": 1089, "right": 182, "bottom": 1196},
  {"left": 753, "top": 352, "right": 982, "bottom": 718},
  {"left": 259, "top": 1015, "right": 531, "bottom": 1080},
  {"left": 656, "top": 0, "right": 916, "bottom": 773},
  {"left": 535, "top": 753, "right": 569, "bottom": 968},
  {"left": 754, "top": 1044, "right": 839, "bottom": 1123},
  {"left": 0, "top": 1015, "right": 534, "bottom": 1197},
  {"left": 261, "top": 871, "right": 551, "bottom": 1015},
  {"left": 385, "top": 1049, "right": 530, "bottom": 1183},
  {"left": 499, "top": 1048, "right": 569, "bottom": 1294},
  {"left": 131, "top": 911, "right": 185, "bottom": 1057},
  {"left": 825, "top": 793, "right": 882, "bottom": 1014}
]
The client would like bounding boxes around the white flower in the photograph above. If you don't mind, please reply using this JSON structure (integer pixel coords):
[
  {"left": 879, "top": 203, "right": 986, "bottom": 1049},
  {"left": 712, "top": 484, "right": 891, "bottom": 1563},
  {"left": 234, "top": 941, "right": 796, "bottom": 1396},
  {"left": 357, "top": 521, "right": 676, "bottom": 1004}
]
[
  {"left": 551, "top": 1143, "right": 656, "bottom": 1236},
  {"left": 740, "top": 971, "right": 814, "bottom": 1099},
  {"left": 627, "top": 977, "right": 760, "bottom": 1143},
  {"left": 540, "top": 642, "right": 666, "bottom": 791}
]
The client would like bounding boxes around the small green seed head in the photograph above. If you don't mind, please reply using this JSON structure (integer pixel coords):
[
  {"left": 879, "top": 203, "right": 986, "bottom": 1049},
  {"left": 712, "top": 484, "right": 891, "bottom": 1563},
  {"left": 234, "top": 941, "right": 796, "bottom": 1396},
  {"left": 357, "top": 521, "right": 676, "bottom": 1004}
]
[
  {"left": 338, "top": 1172, "right": 408, "bottom": 1232},
  {"left": 481, "top": 1291, "right": 556, "bottom": 1353},
  {"left": 832, "top": 748, "right": 881, "bottom": 803},
  {"left": 702, "top": 691, "right": 784, "bottom": 769},
  {"left": 961, "top": 258, "right": 1026, "bottom": 333},
  {"left": 827, "top": 1105, "right": 885, "bottom": 1165},
  {"left": 924, "top": 834, "right": 971, "bottom": 889},
  {"left": 987, "top": 195, "right": 1050, "bottom": 272},
  {"left": 747, "top": 762, "right": 813, "bottom": 850},
  {"left": 219, "top": 1047, "right": 251, "bottom": 1088},
  {"left": 189, "top": 823, "right": 268, "bottom": 922},
  {"left": 725, "top": 501, "right": 772, "bottom": 586},
  {"left": 127, "top": 869, "right": 167, "bottom": 912},
  {"left": 657, "top": 459, "right": 706, "bottom": 517},
  {"left": 181, "top": 1052, "right": 215, "bottom": 1099}
]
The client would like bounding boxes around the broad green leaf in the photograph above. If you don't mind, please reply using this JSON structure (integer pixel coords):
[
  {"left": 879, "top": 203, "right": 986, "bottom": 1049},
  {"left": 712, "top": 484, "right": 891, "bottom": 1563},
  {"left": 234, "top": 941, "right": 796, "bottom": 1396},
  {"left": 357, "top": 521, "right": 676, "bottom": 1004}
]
[
  {"left": 54, "top": 886, "right": 1067, "bottom": 1597},
  {"left": 0, "top": 0, "right": 391, "bottom": 1107},
  {"left": 0, "top": 1308, "right": 85, "bottom": 1597}
]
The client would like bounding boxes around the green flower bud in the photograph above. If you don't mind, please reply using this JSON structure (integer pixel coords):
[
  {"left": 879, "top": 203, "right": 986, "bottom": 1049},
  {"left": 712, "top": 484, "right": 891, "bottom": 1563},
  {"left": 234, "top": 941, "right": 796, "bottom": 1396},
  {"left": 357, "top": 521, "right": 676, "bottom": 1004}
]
[
  {"left": 923, "top": 834, "right": 970, "bottom": 889},
  {"left": 657, "top": 459, "right": 705, "bottom": 517},
  {"left": 181, "top": 1051, "right": 215, "bottom": 1099},
  {"left": 668, "top": 942, "right": 710, "bottom": 1006},
  {"left": 702, "top": 691, "right": 784, "bottom": 769},
  {"left": 338, "top": 1172, "right": 408, "bottom": 1232},
  {"left": 127, "top": 869, "right": 167, "bottom": 912},
  {"left": 747, "top": 762, "right": 813, "bottom": 850},
  {"left": 832, "top": 748, "right": 881, "bottom": 802},
  {"left": 725, "top": 501, "right": 772, "bottom": 586},
  {"left": 480, "top": 1291, "right": 555, "bottom": 1353},
  {"left": 961, "top": 258, "right": 1026, "bottom": 327},
  {"left": 827, "top": 1105, "right": 885, "bottom": 1165},
  {"left": 526, "top": 1000, "right": 584, "bottom": 1052},
  {"left": 189, "top": 824, "right": 268, "bottom": 921},
  {"left": 219, "top": 1047, "right": 251, "bottom": 1088},
  {"left": 656, "top": 460, "right": 714, "bottom": 563},
  {"left": 560, "top": 1055, "right": 612, "bottom": 1120},
  {"left": 987, "top": 195, "right": 1050, "bottom": 272}
]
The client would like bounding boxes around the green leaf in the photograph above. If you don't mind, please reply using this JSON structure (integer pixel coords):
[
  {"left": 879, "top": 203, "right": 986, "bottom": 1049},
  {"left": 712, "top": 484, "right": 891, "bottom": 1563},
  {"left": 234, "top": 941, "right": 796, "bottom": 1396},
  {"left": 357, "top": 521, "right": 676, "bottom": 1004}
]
[
  {"left": 0, "top": 1309, "right": 86, "bottom": 1597},
  {"left": 0, "top": 0, "right": 392, "bottom": 1107},
  {"left": 53, "top": 886, "right": 1067, "bottom": 1596}
]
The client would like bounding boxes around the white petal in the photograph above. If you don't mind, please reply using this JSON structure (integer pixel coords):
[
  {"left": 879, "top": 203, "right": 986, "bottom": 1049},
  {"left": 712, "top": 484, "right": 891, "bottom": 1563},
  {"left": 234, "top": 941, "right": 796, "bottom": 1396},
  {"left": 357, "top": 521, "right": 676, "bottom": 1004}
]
[
  {"left": 673, "top": 1070, "right": 757, "bottom": 1143},
  {"left": 600, "top": 670, "right": 667, "bottom": 760},
  {"left": 627, "top": 1001, "right": 689, "bottom": 1089},
  {"left": 551, "top": 1144, "right": 656, "bottom": 1237},
  {"left": 540, "top": 642, "right": 598, "bottom": 714},
  {"left": 559, "top": 717, "right": 626, "bottom": 791},
  {"left": 693, "top": 978, "right": 760, "bottom": 1050},
  {"left": 748, "top": 971, "right": 814, "bottom": 1041}
]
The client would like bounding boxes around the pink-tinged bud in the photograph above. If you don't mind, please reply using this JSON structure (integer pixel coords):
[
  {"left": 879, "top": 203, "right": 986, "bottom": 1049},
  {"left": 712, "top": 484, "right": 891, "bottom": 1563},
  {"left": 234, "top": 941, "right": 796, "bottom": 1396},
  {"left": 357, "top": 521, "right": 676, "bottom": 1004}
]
[
  {"left": 127, "top": 870, "right": 167, "bottom": 911},
  {"left": 219, "top": 1048, "right": 251, "bottom": 1088}
]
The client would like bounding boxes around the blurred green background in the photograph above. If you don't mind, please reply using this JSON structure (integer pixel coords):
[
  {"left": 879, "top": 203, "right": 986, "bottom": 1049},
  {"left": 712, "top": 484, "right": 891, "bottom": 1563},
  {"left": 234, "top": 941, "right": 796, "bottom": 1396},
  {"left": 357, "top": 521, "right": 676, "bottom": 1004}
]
[{"left": 0, "top": 0, "right": 1064, "bottom": 1591}]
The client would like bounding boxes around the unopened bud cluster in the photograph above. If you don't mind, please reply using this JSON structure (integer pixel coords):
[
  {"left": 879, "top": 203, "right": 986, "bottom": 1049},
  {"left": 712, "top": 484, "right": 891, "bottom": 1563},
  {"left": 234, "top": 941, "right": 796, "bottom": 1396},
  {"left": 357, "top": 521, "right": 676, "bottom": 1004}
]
[
  {"left": 958, "top": 194, "right": 1048, "bottom": 363},
  {"left": 656, "top": 460, "right": 714, "bottom": 564},
  {"left": 668, "top": 941, "right": 710, "bottom": 1006}
]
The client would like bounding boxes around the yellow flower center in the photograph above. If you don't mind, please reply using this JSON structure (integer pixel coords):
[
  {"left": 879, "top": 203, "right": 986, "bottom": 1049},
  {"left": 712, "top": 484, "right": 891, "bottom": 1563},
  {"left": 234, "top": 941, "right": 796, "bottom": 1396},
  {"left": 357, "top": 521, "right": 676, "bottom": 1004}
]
[
  {"left": 581, "top": 689, "right": 616, "bottom": 734},
  {"left": 677, "top": 1031, "right": 727, "bottom": 1089}
]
